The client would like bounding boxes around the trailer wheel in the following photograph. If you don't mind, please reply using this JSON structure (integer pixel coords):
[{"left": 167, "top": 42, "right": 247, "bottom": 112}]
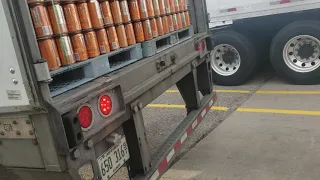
[
  {"left": 211, "top": 31, "right": 257, "bottom": 86},
  {"left": 270, "top": 20, "right": 320, "bottom": 84}
]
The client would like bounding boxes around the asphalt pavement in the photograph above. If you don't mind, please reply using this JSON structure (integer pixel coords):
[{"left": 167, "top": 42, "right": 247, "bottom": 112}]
[
  {"left": 161, "top": 77, "right": 320, "bottom": 180},
  {"left": 111, "top": 71, "right": 272, "bottom": 180}
]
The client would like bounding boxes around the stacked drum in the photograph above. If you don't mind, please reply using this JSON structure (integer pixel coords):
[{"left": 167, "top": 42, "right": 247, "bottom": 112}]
[{"left": 27, "top": 0, "right": 191, "bottom": 70}]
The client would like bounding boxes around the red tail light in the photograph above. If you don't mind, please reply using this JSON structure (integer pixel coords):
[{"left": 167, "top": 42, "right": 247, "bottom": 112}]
[
  {"left": 78, "top": 105, "right": 93, "bottom": 130},
  {"left": 197, "top": 40, "right": 206, "bottom": 52},
  {"left": 99, "top": 95, "right": 112, "bottom": 116}
]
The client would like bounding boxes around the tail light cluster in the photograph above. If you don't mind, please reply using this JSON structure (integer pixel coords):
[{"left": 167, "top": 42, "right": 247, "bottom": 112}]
[
  {"left": 77, "top": 94, "right": 113, "bottom": 131},
  {"left": 63, "top": 87, "right": 123, "bottom": 148}
]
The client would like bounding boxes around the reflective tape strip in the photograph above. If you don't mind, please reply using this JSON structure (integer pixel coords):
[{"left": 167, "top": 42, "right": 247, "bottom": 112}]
[
  {"left": 148, "top": 94, "right": 216, "bottom": 180},
  {"left": 150, "top": 171, "right": 160, "bottom": 180},
  {"left": 270, "top": 0, "right": 304, "bottom": 5},
  {"left": 220, "top": 7, "right": 237, "bottom": 13}
]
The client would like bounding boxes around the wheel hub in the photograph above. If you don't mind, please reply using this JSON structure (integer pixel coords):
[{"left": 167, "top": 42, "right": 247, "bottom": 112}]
[
  {"left": 283, "top": 35, "right": 320, "bottom": 73},
  {"left": 222, "top": 50, "right": 237, "bottom": 65},
  {"left": 211, "top": 44, "right": 241, "bottom": 76},
  {"left": 298, "top": 43, "right": 315, "bottom": 60}
]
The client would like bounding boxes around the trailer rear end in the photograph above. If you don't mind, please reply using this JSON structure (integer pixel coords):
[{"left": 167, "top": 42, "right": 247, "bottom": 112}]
[{"left": 0, "top": 0, "right": 214, "bottom": 180}]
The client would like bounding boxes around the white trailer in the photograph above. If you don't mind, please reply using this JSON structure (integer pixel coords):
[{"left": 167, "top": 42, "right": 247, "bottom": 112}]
[{"left": 207, "top": 0, "right": 320, "bottom": 85}]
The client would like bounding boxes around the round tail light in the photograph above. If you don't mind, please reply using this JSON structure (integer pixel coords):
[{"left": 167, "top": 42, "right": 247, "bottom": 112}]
[
  {"left": 99, "top": 95, "right": 112, "bottom": 116},
  {"left": 78, "top": 105, "right": 93, "bottom": 130}
]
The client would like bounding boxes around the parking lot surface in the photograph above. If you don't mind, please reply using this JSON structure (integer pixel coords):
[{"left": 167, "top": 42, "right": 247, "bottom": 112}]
[
  {"left": 161, "top": 76, "right": 320, "bottom": 180},
  {"left": 111, "top": 71, "right": 272, "bottom": 180}
]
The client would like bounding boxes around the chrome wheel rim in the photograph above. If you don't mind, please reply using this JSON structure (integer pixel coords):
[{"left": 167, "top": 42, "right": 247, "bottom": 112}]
[
  {"left": 211, "top": 44, "right": 241, "bottom": 76},
  {"left": 283, "top": 35, "right": 320, "bottom": 73}
]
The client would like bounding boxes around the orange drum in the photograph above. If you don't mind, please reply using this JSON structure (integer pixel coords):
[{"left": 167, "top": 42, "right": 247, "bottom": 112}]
[
  {"left": 47, "top": 4, "right": 68, "bottom": 34},
  {"left": 152, "top": 0, "right": 160, "bottom": 16},
  {"left": 29, "top": 4, "right": 53, "bottom": 37},
  {"left": 95, "top": 28, "right": 111, "bottom": 54},
  {"left": 146, "top": 0, "right": 155, "bottom": 17},
  {"left": 172, "top": 14, "right": 178, "bottom": 30},
  {"left": 106, "top": 26, "right": 120, "bottom": 50},
  {"left": 176, "top": 13, "right": 182, "bottom": 29},
  {"left": 100, "top": 1, "right": 114, "bottom": 25},
  {"left": 116, "top": 25, "right": 128, "bottom": 48},
  {"left": 28, "top": 0, "right": 48, "bottom": 3},
  {"left": 133, "top": 21, "right": 145, "bottom": 42},
  {"left": 150, "top": 18, "right": 158, "bottom": 38},
  {"left": 165, "top": 0, "right": 171, "bottom": 14},
  {"left": 124, "top": 23, "right": 136, "bottom": 45},
  {"left": 38, "top": 38, "right": 61, "bottom": 70},
  {"left": 155, "top": 17, "right": 164, "bottom": 36},
  {"left": 142, "top": 20, "right": 153, "bottom": 40},
  {"left": 173, "top": 0, "right": 179, "bottom": 12},
  {"left": 184, "top": 0, "right": 188, "bottom": 10},
  {"left": 110, "top": 0, "right": 123, "bottom": 24},
  {"left": 185, "top": 11, "right": 190, "bottom": 26},
  {"left": 63, "top": 3, "right": 82, "bottom": 32},
  {"left": 179, "top": 0, "right": 184, "bottom": 11},
  {"left": 88, "top": 0, "right": 104, "bottom": 28},
  {"left": 169, "top": 0, "right": 174, "bottom": 13},
  {"left": 138, "top": 0, "right": 148, "bottom": 19},
  {"left": 167, "top": 15, "right": 174, "bottom": 32},
  {"left": 84, "top": 31, "right": 100, "bottom": 57},
  {"left": 158, "top": 0, "right": 166, "bottom": 15},
  {"left": 76, "top": 2, "right": 93, "bottom": 29},
  {"left": 180, "top": 12, "right": 186, "bottom": 27},
  {"left": 120, "top": 0, "right": 131, "bottom": 23},
  {"left": 70, "top": 33, "right": 89, "bottom": 61},
  {"left": 128, "top": 0, "right": 141, "bottom": 21},
  {"left": 161, "top": 15, "right": 169, "bottom": 34},
  {"left": 55, "top": 36, "right": 76, "bottom": 66},
  {"left": 172, "top": 14, "right": 179, "bottom": 31}
]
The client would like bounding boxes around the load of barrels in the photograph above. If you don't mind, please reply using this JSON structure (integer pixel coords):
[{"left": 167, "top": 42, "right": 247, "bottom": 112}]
[{"left": 27, "top": 0, "right": 191, "bottom": 70}]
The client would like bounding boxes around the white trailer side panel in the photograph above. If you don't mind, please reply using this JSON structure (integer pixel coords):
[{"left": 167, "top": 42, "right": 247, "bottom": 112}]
[
  {"left": 207, "top": 0, "right": 320, "bottom": 28},
  {"left": 0, "top": 1, "right": 31, "bottom": 108}
]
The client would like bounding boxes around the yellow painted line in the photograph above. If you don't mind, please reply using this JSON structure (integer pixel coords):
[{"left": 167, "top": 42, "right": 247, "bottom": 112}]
[
  {"left": 165, "top": 90, "right": 180, "bottom": 93},
  {"left": 215, "top": 90, "right": 251, "bottom": 94},
  {"left": 166, "top": 90, "right": 251, "bottom": 94},
  {"left": 167, "top": 89, "right": 320, "bottom": 95},
  {"left": 212, "top": 106, "right": 230, "bottom": 111},
  {"left": 256, "top": 90, "right": 320, "bottom": 95},
  {"left": 147, "top": 104, "right": 320, "bottom": 116},
  {"left": 147, "top": 104, "right": 229, "bottom": 111},
  {"left": 236, "top": 108, "right": 320, "bottom": 116}
]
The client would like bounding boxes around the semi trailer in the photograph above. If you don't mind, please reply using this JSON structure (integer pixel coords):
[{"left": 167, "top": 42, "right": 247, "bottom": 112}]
[
  {"left": 207, "top": 0, "right": 320, "bottom": 85},
  {"left": 0, "top": 0, "right": 214, "bottom": 180}
]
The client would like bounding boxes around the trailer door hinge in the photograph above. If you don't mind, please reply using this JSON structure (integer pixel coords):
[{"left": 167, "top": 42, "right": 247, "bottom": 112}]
[{"left": 33, "top": 60, "right": 52, "bottom": 83}]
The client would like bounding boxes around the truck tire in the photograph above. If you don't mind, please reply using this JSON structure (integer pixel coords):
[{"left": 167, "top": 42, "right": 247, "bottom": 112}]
[
  {"left": 270, "top": 20, "right": 320, "bottom": 84},
  {"left": 211, "top": 30, "right": 257, "bottom": 86}
]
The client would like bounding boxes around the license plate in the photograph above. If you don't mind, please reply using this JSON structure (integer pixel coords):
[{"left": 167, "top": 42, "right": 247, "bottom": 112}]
[{"left": 97, "top": 136, "right": 130, "bottom": 180}]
